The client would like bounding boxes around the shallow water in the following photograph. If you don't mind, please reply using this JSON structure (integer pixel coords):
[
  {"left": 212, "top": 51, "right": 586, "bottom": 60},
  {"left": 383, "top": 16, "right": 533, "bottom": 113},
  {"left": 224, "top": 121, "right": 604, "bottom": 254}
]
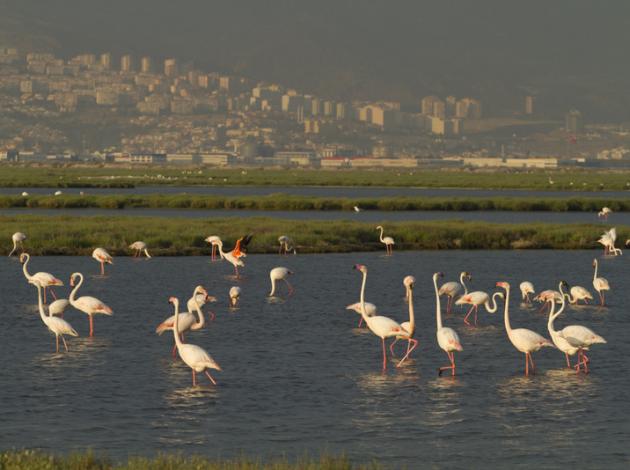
[
  {"left": 1, "top": 251, "right": 628, "bottom": 468},
  {"left": 0, "top": 207, "right": 624, "bottom": 225},
  {"left": 2, "top": 185, "right": 630, "bottom": 199}
]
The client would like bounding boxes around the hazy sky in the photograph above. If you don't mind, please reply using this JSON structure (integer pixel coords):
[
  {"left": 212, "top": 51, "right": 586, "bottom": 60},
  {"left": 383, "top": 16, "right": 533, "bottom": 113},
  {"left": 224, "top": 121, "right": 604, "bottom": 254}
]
[{"left": 3, "top": 0, "right": 630, "bottom": 118}]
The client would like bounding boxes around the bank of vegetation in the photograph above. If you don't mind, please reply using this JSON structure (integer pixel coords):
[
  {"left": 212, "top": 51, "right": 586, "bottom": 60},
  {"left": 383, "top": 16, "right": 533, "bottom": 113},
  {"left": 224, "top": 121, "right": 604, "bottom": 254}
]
[
  {"left": 0, "top": 194, "right": 628, "bottom": 212},
  {"left": 0, "top": 450, "right": 378, "bottom": 470},
  {"left": 1, "top": 215, "right": 623, "bottom": 255}
]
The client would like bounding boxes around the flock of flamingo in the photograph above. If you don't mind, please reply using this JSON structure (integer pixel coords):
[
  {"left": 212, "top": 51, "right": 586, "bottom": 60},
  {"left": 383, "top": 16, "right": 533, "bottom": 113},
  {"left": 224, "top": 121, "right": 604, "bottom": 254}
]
[{"left": 8, "top": 221, "right": 612, "bottom": 386}]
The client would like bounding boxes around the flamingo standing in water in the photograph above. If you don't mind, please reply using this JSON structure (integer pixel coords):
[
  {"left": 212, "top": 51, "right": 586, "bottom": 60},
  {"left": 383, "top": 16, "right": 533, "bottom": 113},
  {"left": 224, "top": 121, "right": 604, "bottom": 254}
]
[
  {"left": 49, "top": 299, "right": 70, "bottom": 317},
  {"left": 389, "top": 275, "right": 420, "bottom": 366},
  {"left": 92, "top": 247, "right": 113, "bottom": 275},
  {"left": 592, "top": 258, "right": 610, "bottom": 306},
  {"left": 229, "top": 286, "right": 241, "bottom": 308},
  {"left": 129, "top": 241, "right": 151, "bottom": 258},
  {"left": 432, "top": 272, "right": 463, "bottom": 377},
  {"left": 455, "top": 289, "right": 503, "bottom": 326},
  {"left": 519, "top": 281, "right": 535, "bottom": 303},
  {"left": 34, "top": 284, "right": 78, "bottom": 353},
  {"left": 439, "top": 271, "right": 471, "bottom": 314},
  {"left": 534, "top": 289, "right": 563, "bottom": 313},
  {"left": 269, "top": 267, "right": 294, "bottom": 297},
  {"left": 496, "top": 281, "right": 555, "bottom": 376},
  {"left": 156, "top": 286, "right": 211, "bottom": 357},
  {"left": 205, "top": 235, "right": 222, "bottom": 261},
  {"left": 560, "top": 281, "right": 593, "bottom": 305},
  {"left": 278, "top": 235, "right": 296, "bottom": 255},
  {"left": 9, "top": 232, "right": 26, "bottom": 257},
  {"left": 346, "top": 301, "right": 377, "bottom": 327},
  {"left": 69, "top": 272, "right": 113, "bottom": 337},
  {"left": 376, "top": 226, "right": 395, "bottom": 255},
  {"left": 598, "top": 207, "right": 612, "bottom": 220},
  {"left": 353, "top": 264, "right": 412, "bottom": 371},
  {"left": 215, "top": 235, "right": 253, "bottom": 278},
  {"left": 20, "top": 253, "right": 64, "bottom": 303},
  {"left": 597, "top": 228, "right": 622, "bottom": 256},
  {"left": 168, "top": 296, "right": 221, "bottom": 386}
]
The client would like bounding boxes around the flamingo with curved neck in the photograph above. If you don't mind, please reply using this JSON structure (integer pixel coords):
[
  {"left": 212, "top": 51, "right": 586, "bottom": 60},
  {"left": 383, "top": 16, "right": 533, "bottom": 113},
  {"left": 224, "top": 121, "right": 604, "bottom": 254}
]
[
  {"left": 438, "top": 271, "right": 470, "bottom": 315},
  {"left": 455, "top": 289, "right": 503, "bottom": 326},
  {"left": 20, "top": 253, "right": 64, "bottom": 303},
  {"left": 389, "top": 276, "right": 419, "bottom": 366},
  {"left": 69, "top": 272, "right": 113, "bottom": 337},
  {"left": 433, "top": 272, "right": 463, "bottom": 376},
  {"left": 376, "top": 226, "right": 395, "bottom": 255},
  {"left": 592, "top": 258, "right": 610, "bottom": 306},
  {"left": 35, "top": 284, "right": 78, "bottom": 353}
]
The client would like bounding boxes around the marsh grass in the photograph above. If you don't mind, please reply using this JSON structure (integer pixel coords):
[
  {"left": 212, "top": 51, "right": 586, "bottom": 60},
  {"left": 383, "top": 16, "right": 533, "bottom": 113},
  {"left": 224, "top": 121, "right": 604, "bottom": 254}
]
[
  {"left": 0, "top": 215, "right": 622, "bottom": 255},
  {"left": 1, "top": 194, "right": 628, "bottom": 212},
  {"left": 0, "top": 450, "right": 380, "bottom": 470}
]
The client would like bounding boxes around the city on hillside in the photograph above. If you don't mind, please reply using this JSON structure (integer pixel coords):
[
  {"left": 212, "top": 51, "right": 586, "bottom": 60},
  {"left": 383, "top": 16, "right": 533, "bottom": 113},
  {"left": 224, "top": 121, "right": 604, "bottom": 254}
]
[{"left": 2, "top": 46, "right": 630, "bottom": 169}]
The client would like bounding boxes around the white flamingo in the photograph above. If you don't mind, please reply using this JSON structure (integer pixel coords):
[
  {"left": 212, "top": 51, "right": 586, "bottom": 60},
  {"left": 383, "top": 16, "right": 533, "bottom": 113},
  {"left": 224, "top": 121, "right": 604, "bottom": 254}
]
[
  {"left": 92, "top": 247, "right": 113, "bottom": 275},
  {"left": 597, "top": 228, "right": 621, "bottom": 256},
  {"left": 439, "top": 271, "right": 470, "bottom": 314},
  {"left": 169, "top": 296, "right": 221, "bottom": 386},
  {"left": 389, "top": 275, "right": 419, "bottom": 366},
  {"left": 597, "top": 207, "right": 612, "bottom": 220},
  {"left": 519, "top": 281, "right": 535, "bottom": 303},
  {"left": 346, "top": 302, "right": 377, "bottom": 327},
  {"left": 534, "top": 289, "right": 563, "bottom": 313},
  {"left": 129, "top": 241, "right": 151, "bottom": 258},
  {"left": 455, "top": 289, "right": 503, "bottom": 326},
  {"left": 269, "top": 267, "right": 294, "bottom": 297},
  {"left": 592, "top": 258, "right": 610, "bottom": 306},
  {"left": 205, "top": 235, "right": 222, "bottom": 261},
  {"left": 229, "top": 286, "right": 241, "bottom": 308},
  {"left": 20, "top": 253, "right": 64, "bottom": 303},
  {"left": 49, "top": 299, "right": 70, "bottom": 317},
  {"left": 559, "top": 281, "right": 593, "bottom": 305},
  {"left": 432, "top": 272, "right": 463, "bottom": 377},
  {"left": 34, "top": 284, "right": 78, "bottom": 353},
  {"left": 69, "top": 272, "right": 113, "bottom": 337},
  {"left": 496, "top": 281, "right": 555, "bottom": 376},
  {"left": 156, "top": 286, "right": 212, "bottom": 357},
  {"left": 354, "top": 264, "right": 412, "bottom": 370},
  {"left": 376, "top": 225, "right": 395, "bottom": 255},
  {"left": 278, "top": 235, "right": 296, "bottom": 255},
  {"left": 546, "top": 290, "right": 578, "bottom": 369},
  {"left": 215, "top": 235, "right": 252, "bottom": 278},
  {"left": 9, "top": 232, "right": 26, "bottom": 257}
]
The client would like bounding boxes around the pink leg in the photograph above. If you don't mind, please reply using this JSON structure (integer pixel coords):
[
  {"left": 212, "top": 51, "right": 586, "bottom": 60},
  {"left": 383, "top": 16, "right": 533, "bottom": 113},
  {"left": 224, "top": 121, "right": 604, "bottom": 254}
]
[
  {"left": 389, "top": 338, "right": 399, "bottom": 356},
  {"left": 100, "top": 262, "right": 105, "bottom": 276},
  {"left": 55, "top": 335, "right": 59, "bottom": 353},
  {"left": 438, "top": 351, "right": 456, "bottom": 376},
  {"left": 381, "top": 337, "right": 387, "bottom": 371},
  {"left": 43, "top": 287, "right": 47, "bottom": 304},
  {"left": 285, "top": 280, "right": 294, "bottom": 296},
  {"left": 358, "top": 317, "right": 364, "bottom": 328},
  {"left": 565, "top": 353, "right": 571, "bottom": 368},
  {"left": 171, "top": 342, "right": 178, "bottom": 358},
  {"left": 474, "top": 306, "right": 478, "bottom": 326},
  {"left": 192, "top": 370, "right": 197, "bottom": 386},
  {"left": 528, "top": 352, "right": 536, "bottom": 371},
  {"left": 89, "top": 315, "right": 94, "bottom": 337},
  {"left": 525, "top": 353, "right": 529, "bottom": 376},
  {"left": 463, "top": 305, "right": 475, "bottom": 325},
  {"left": 50, "top": 288, "right": 58, "bottom": 300},
  {"left": 61, "top": 335, "right": 69, "bottom": 352},
  {"left": 446, "top": 296, "right": 452, "bottom": 315},
  {"left": 204, "top": 370, "right": 217, "bottom": 385},
  {"left": 208, "top": 311, "right": 216, "bottom": 321},
  {"left": 397, "top": 338, "right": 418, "bottom": 367}
]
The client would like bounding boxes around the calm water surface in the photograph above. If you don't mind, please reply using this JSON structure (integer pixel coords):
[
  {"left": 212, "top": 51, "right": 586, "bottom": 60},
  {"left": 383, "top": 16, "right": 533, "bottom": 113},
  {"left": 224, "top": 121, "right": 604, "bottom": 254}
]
[
  {"left": 0, "top": 208, "right": 625, "bottom": 225},
  {"left": 2, "top": 185, "right": 630, "bottom": 198},
  {"left": 1, "top": 251, "right": 628, "bottom": 468}
]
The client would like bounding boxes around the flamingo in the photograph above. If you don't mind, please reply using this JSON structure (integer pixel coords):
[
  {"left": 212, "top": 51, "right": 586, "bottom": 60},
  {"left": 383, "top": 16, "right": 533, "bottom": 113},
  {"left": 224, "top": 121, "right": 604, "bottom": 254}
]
[
  {"left": 519, "top": 281, "right": 535, "bottom": 303},
  {"left": 229, "top": 286, "right": 241, "bottom": 308},
  {"left": 278, "top": 235, "right": 296, "bottom": 255},
  {"left": 496, "top": 281, "right": 555, "bottom": 376},
  {"left": 346, "top": 301, "right": 377, "bottom": 327},
  {"left": 205, "top": 235, "right": 222, "bottom": 261},
  {"left": 34, "top": 284, "right": 78, "bottom": 353},
  {"left": 534, "top": 289, "right": 563, "bottom": 313},
  {"left": 9, "top": 232, "right": 26, "bottom": 257},
  {"left": 432, "top": 272, "right": 463, "bottom": 377},
  {"left": 269, "top": 267, "right": 294, "bottom": 297},
  {"left": 49, "top": 298, "right": 70, "bottom": 317},
  {"left": 54, "top": 190, "right": 63, "bottom": 196},
  {"left": 598, "top": 207, "right": 612, "bottom": 220},
  {"left": 19, "top": 253, "right": 64, "bottom": 303},
  {"left": 353, "top": 264, "right": 412, "bottom": 370},
  {"left": 389, "top": 276, "right": 419, "bottom": 366},
  {"left": 187, "top": 288, "right": 217, "bottom": 321},
  {"left": 168, "top": 296, "right": 221, "bottom": 386},
  {"left": 129, "top": 241, "right": 151, "bottom": 258},
  {"left": 156, "top": 286, "right": 211, "bottom": 357},
  {"left": 439, "top": 271, "right": 471, "bottom": 314},
  {"left": 376, "top": 226, "right": 395, "bottom": 255},
  {"left": 559, "top": 281, "right": 593, "bottom": 305},
  {"left": 592, "top": 258, "right": 610, "bottom": 306},
  {"left": 455, "top": 289, "right": 503, "bottom": 326},
  {"left": 69, "top": 272, "right": 113, "bottom": 337},
  {"left": 92, "top": 247, "right": 113, "bottom": 275},
  {"left": 597, "top": 228, "right": 621, "bottom": 256},
  {"left": 353, "top": 206, "right": 361, "bottom": 213},
  {"left": 215, "top": 235, "right": 253, "bottom": 278}
]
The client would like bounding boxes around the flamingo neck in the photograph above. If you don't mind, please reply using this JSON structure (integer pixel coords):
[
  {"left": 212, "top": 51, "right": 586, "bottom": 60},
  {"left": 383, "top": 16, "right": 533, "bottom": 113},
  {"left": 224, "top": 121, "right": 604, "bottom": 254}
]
[
  {"left": 172, "top": 299, "right": 183, "bottom": 347},
  {"left": 593, "top": 260, "right": 598, "bottom": 280},
  {"left": 144, "top": 249, "right": 151, "bottom": 258},
  {"left": 269, "top": 277, "right": 277, "bottom": 296},
  {"left": 460, "top": 272, "right": 469, "bottom": 295},
  {"left": 503, "top": 285, "right": 512, "bottom": 333},
  {"left": 21, "top": 254, "right": 32, "bottom": 280},
  {"left": 36, "top": 284, "right": 48, "bottom": 322},
  {"left": 192, "top": 289, "right": 205, "bottom": 329},
  {"left": 378, "top": 227, "right": 385, "bottom": 243},
  {"left": 433, "top": 276, "right": 443, "bottom": 330},
  {"left": 407, "top": 286, "right": 415, "bottom": 334},
  {"left": 69, "top": 273, "right": 83, "bottom": 303},
  {"left": 358, "top": 271, "right": 370, "bottom": 322},
  {"left": 558, "top": 282, "right": 573, "bottom": 305},
  {"left": 485, "top": 292, "right": 502, "bottom": 313}
]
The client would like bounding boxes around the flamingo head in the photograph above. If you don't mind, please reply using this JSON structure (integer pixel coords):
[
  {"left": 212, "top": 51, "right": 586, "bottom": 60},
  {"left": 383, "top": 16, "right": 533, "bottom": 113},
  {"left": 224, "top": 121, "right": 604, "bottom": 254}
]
[
  {"left": 375, "top": 225, "right": 383, "bottom": 231},
  {"left": 496, "top": 281, "right": 510, "bottom": 290},
  {"left": 433, "top": 272, "right": 444, "bottom": 281},
  {"left": 464, "top": 271, "right": 472, "bottom": 281},
  {"left": 194, "top": 285, "right": 208, "bottom": 297},
  {"left": 19, "top": 253, "right": 28, "bottom": 264},
  {"left": 592, "top": 259, "right": 597, "bottom": 268},
  {"left": 205, "top": 295, "right": 217, "bottom": 303},
  {"left": 560, "top": 280, "right": 569, "bottom": 288},
  {"left": 403, "top": 275, "right": 415, "bottom": 289},
  {"left": 69, "top": 274, "right": 77, "bottom": 286},
  {"left": 168, "top": 296, "right": 178, "bottom": 304},
  {"left": 353, "top": 264, "right": 367, "bottom": 273}
]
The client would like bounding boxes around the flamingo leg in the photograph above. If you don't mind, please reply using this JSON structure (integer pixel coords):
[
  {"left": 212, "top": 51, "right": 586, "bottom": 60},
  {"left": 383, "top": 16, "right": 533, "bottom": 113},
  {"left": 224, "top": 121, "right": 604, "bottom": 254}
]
[
  {"left": 397, "top": 338, "right": 418, "bottom": 367},
  {"left": 565, "top": 353, "right": 571, "bottom": 368},
  {"left": 284, "top": 280, "right": 294, "bottom": 296},
  {"left": 446, "top": 296, "right": 452, "bottom": 315},
  {"left": 208, "top": 310, "right": 216, "bottom": 321},
  {"left": 89, "top": 315, "right": 94, "bottom": 337},
  {"left": 474, "top": 305, "right": 478, "bottom": 326},
  {"left": 171, "top": 342, "right": 178, "bottom": 358},
  {"left": 43, "top": 287, "right": 47, "bottom": 304},
  {"left": 389, "top": 338, "right": 399, "bottom": 356},
  {"left": 438, "top": 351, "right": 456, "bottom": 376},
  {"left": 192, "top": 370, "right": 197, "bottom": 386},
  {"left": 358, "top": 316, "right": 364, "bottom": 328},
  {"left": 204, "top": 370, "right": 217, "bottom": 385},
  {"left": 55, "top": 335, "right": 59, "bottom": 353},
  {"left": 528, "top": 352, "right": 536, "bottom": 371},
  {"left": 525, "top": 353, "right": 529, "bottom": 376},
  {"left": 50, "top": 288, "right": 58, "bottom": 300},
  {"left": 463, "top": 305, "right": 475, "bottom": 325},
  {"left": 381, "top": 337, "right": 387, "bottom": 371},
  {"left": 61, "top": 335, "right": 69, "bottom": 352},
  {"left": 100, "top": 262, "right": 105, "bottom": 276}
]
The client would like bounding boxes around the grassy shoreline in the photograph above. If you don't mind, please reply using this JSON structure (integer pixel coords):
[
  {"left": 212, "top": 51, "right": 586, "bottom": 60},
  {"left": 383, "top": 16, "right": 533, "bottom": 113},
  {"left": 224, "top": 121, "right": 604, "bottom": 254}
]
[
  {"left": 1, "top": 194, "right": 629, "bottom": 212},
  {"left": 1, "top": 215, "right": 623, "bottom": 255},
  {"left": 0, "top": 450, "right": 379, "bottom": 470},
  {"left": 2, "top": 165, "right": 630, "bottom": 191}
]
